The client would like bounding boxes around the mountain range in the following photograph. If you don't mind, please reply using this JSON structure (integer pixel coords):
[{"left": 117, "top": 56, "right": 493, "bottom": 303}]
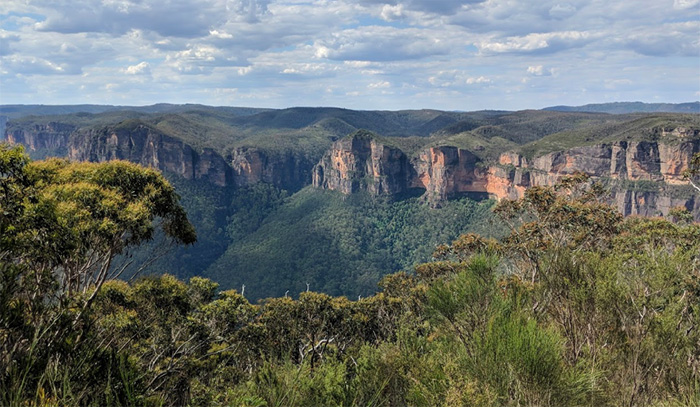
[{"left": 2, "top": 102, "right": 698, "bottom": 299}]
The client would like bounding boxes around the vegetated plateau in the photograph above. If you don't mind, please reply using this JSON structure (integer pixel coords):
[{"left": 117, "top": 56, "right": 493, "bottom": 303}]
[
  {"left": 2, "top": 129, "right": 699, "bottom": 405},
  {"left": 2, "top": 103, "right": 699, "bottom": 300}
]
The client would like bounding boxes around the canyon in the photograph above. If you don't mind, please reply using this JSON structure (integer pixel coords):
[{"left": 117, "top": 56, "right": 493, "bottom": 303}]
[
  {"left": 5, "top": 110, "right": 700, "bottom": 220},
  {"left": 313, "top": 130, "right": 700, "bottom": 218}
]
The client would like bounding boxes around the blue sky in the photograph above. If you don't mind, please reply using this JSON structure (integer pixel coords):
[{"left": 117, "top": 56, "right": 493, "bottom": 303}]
[{"left": 1, "top": 0, "right": 698, "bottom": 110}]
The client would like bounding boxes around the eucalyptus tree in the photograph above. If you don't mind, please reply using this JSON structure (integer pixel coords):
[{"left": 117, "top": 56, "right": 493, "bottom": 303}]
[{"left": 0, "top": 144, "right": 195, "bottom": 406}]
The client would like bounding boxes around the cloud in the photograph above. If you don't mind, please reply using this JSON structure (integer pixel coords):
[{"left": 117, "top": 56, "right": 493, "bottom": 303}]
[
  {"left": 527, "top": 65, "right": 554, "bottom": 76},
  {"left": 466, "top": 76, "right": 490, "bottom": 85},
  {"left": 548, "top": 3, "right": 577, "bottom": 19},
  {"left": 368, "top": 80, "right": 390, "bottom": 88},
  {"left": 1, "top": 55, "right": 71, "bottom": 74},
  {"left": 1, "top": 0, "right": 698, "bottom": 110},
  {"left": 479, "top": 31, "right": 593, "bottom": 54},
  {"left": 315, "top": 26, "right": 452, "bottom": 61},
  {"left": 623, "top": 22, "right": 700, "bottom": 57},
  {"left": 380, "top": 4, "right": 405, "bottom": 21},
  {"left": 124, "top": 61, "right": 150, "bottom": 75},
  {"left": 31, "top": 0, "right": 270, "bottom": 38},
  {"left": 673, "top": 0, "right": 699, "bottom": 9},
  {"left": 0, "top": 31, "right": 21, "bottom": 56},
  {"left": 164, "top": 44, "right": 248, "bottom": 74},
  {"left": 359, "top": 0, "right": 486, "bottom": 15}
]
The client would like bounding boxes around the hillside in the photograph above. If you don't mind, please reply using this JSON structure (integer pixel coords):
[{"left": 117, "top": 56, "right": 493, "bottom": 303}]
[
  {"left": 544, "top": 101, "right": 700, "bottom": 114},
  {"left": 3, "top": 105, "right": 699, "bottom": 299},
  {"left": 4, "top": 146, "right": 699, "bottom": 406}
]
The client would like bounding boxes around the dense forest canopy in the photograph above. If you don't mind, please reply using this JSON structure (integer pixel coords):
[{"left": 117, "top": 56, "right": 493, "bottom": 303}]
[
  {"left": 4, "top": 106, "right": 699, "bottom": 300},
  {"left": 2, "top": 146, "right": 699, "bottom": 406}
]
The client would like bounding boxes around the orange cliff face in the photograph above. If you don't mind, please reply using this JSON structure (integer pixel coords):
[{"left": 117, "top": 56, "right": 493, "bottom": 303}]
[
  {"left": 411, "top": 146, "right": 487, "bottom": 204},
  {"left": 8, "top": 118, "right": 699, "bottom": 219},
  {"left": 8, "top": 123, "right": 234, "bottom": 187},
  {"left": 313, "top": 132, "right": 412, "bottom": 196},
  {"left": 313, "top": 136, "right": 699, "bottom": 219},
  {"left": 484, "top": 139, "right": 700, "bottom": 218}
]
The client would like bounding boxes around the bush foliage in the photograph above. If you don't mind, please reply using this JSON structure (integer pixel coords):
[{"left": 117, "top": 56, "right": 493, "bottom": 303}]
[{"left": 2, "top": 147, "right": 699, "bottom": 406}]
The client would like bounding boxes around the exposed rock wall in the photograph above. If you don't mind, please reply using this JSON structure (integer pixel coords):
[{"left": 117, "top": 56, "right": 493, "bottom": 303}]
[
  {"left": 231, "top": 147, "right": 313, "bottom": 192},
  {"left": 7, "top": 119, "right": 700, "bottom": 219},
  {"left": 312, "top": 131, "right": 700, "bottom": 218},
  {"left": 8, "top": 122, "right": 233, "bottom": 186},
  {"left": 312, "top": 132, "right": 413, "bottom": 195},
  {"left": 411, "top": 146, "right": 487, "bottom": 204},
  {"left": 6, "top": 122, "right": 313, "bottom": 190},
  {"left": 7, "top": 122, "right": 76, "bottom": 153}
]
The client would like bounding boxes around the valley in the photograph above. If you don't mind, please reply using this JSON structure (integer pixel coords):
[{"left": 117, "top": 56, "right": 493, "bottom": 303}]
[{"left": 2, "top": 103, "right": 699, "bottom": 299}]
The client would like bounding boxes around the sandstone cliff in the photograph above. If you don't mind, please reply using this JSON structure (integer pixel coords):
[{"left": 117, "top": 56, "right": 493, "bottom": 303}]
[
  {"left": 312, "top": 131, "right": 413, "bottom": 196},
  {"left": 7, "top": 122, "right": 76, "bottom": 154},
  {"left": 489, "top": 139, "right": 700, "bottom": 217},
  {"left": 312, "top": 129, "right": 700, "bottom": 218},
  {"left": 410, "top": 146, "right": 488, "bottom": 204},
  {"left": 7, "top": 117, "right": 699, "bottom": 219},
  {"left": 7, "top": 120, "right": 314, "bottom": 191},
  {"left": 231, "top": 147, "right": 313, "bottom": 192},
  {"left": 9, "top": 121, "right": 233, "bottom": 187}
]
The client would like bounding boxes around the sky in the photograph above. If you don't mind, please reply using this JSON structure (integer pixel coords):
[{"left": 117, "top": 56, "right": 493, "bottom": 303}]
[{"left": 0, "top": 0, "right": 699, "bottom": 111}]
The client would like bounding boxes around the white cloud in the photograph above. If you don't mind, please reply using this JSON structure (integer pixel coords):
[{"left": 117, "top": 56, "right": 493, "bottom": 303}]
[
  {"left": 479, "top": 31, "right": 592, "bottom": 54},
  {"left": 527, "top": 65, "right": 554, "bottom": 76},
  {"left": 466, "top": 76, "right": 490, "bottom": 85},
  {"left": 548, "top": 3, "right": 577, "bottom": 19},
  {"left": 124, "top": 61, "right": 150, "bottom": 75},
  {"left": 623, "top": 22, "right": 700, "bottom": 57},
  {"left": 315, "top": 26, "right": 452, "bottom": 61},
  {"left": 209, "top": 30, "right": 234, "bottom": 39},
  {"left": 380, "top": 4, "right": 405, "bottom": 21},
  {"left": 368, "top": 80, "right": 390, "bottom": 88},
  {"left": 673, "top": 0, "right": 699, "bottom": 9},
  {"left": 344, "top": 61, "right": 372, "bottom": 68},
  {"left": 0, "top": 0, "right": 698, "bottom": 109}
]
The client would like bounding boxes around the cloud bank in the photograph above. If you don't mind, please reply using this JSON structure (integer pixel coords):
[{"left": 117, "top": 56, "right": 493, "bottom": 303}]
[{"left": 1, "top": 0, "right": 698, "bottom": 110}]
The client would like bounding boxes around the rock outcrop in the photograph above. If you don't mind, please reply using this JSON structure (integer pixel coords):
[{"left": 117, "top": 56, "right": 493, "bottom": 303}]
[
  {"left": 9, "top": 121, "right": 233, "bottom": 186},
  {"left": 411, "top": 146, "right": 488, "bottom": 204},
  {"left": 6, "top": 120, "right": 317, "bottom": 191},
  {"left": 6, "top": 117, "right": 699, "bottom": 219},
  {"left": 312, "top": 130, "right": 700, "bottom": 218},
  {"left": 7, "top": 122, "right": 76, "bottom": 154},
  {"left": 313, "top": 131, "right": 413, "bottom": 196},
  {"left": 231, "top": 147, "right": 313, "bottom": 192}
]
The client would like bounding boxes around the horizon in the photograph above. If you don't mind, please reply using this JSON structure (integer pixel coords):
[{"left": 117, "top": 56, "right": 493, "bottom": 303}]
[
  {"left": 2, "top": 100, "right": 699, "bottom": 112},
  {"left": 2, "top": 1, "right": 699, "bottom": 111}
]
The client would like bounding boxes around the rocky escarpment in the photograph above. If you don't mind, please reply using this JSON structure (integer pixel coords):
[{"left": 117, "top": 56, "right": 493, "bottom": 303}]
[
  {"left": 6, "top": 121, "right": 314, "bottom": 191},
  {"left": 411, "top": 146, "right": 487, "bottom": 203},
  {"left": 7, "top": 122, "right": 76, "bottom": 154},
  {"left": 7, "top": 117, "right": 699, "bottom": 218},
  {"left": 313, "top": 130, "right": 700, "bottom": 218},
  {"left": 313, "top": 131, "right": 414, "bottom": 195},
  {"left": 231, "top": 147, "right": 313, "bottom": 192},
  {"left": 7, "top": 122, "right": 234, "bottom": 187},
  {"left": 490, "top": 137, "right": 700, "bottom": 217}
]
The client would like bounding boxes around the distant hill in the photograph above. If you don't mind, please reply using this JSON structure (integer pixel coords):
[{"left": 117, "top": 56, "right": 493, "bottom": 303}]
[
  {"left": 0, "top": 104, "right": 270, "bottom": 119},
  {"left": 543, "top": 101, "right": 700, "bottom": 114},
  {"left": 3, "top": 105, "right": 699, "bottom": 299}
]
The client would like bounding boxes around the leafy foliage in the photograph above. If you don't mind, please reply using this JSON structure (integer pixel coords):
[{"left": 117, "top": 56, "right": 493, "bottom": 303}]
[
  {"left": 205, "top": 188, "right": 498, "bottom": 299},
  {"left": 2, "top": 143, "right": 700, "bottom": 407},
  {"left": 0, "top": 144, "right": 195, "bottom": 407}
]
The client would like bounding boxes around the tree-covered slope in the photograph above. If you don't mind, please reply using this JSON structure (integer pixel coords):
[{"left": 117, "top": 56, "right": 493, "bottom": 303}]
[
  {"left": 204, "top": 187, "right": 498, "bottom": 300},
  {"left": 3, "top": 105, "right": 699, "bottom": 299},
  {"left": 4, "top": 151, "right": 699, "bottom": 406}
]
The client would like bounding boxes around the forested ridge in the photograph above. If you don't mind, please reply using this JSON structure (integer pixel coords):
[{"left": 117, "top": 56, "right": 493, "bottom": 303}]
[
  {"left": 5, "top": 106, "right": 699, "bottom": 301},
  {"left": 2, "top": 144, "right": 700, "bottom": 406}
]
